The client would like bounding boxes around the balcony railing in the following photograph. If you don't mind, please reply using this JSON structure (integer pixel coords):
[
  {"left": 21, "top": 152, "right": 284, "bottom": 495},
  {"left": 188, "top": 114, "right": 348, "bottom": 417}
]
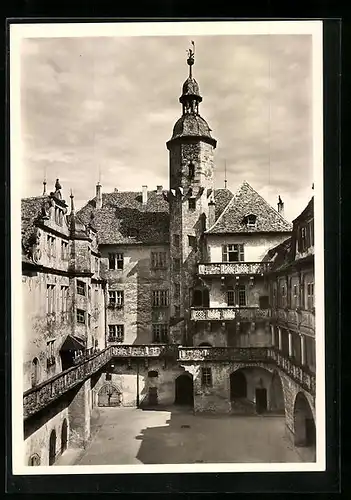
[
  {"left": 198, "top": 262, "right": 272, "bottom": 276},
  {"left": 24, "top": 347, "right": 113, "bottom": 419},
  {"left": 268, "top": 348, "right": 316, "bottom": 395},
  {"left": 110, "top": 344, "right": 172, "bottom": 358},
  {"left": 272, "top": 307, "right": 315, "bottom": 332},
  {"left": 190, "top": 307, "right": 271, "bottom": 322},
  {"left": 178, "top": 346, "right": 270, "bottom": 362}
]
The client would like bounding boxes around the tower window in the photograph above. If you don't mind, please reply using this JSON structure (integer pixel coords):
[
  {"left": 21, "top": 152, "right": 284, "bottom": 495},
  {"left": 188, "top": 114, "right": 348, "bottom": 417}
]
[
  {"left": 188, "top": 162, "right": 195, "bottom": 179},
  {"left": 188, "top": 198, "right": 196, "bottom": 210}
]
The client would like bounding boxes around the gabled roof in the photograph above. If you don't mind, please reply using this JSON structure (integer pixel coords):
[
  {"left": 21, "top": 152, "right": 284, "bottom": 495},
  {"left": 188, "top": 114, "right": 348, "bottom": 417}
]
[
  {"left": 292, "top": 196, "right": 314, "bottom": 223},
  {"left": 206, "top": 181, "right": 293, "bottom": 234},
  {"left": 77, "top": 190, "right": 170, "bottom": 245},
  {"left": 77, "top": 188, "right": 233, "bottom": 246}
]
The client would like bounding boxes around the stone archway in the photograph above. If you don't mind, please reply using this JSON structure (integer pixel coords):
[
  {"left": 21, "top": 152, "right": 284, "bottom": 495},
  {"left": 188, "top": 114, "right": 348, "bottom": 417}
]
[
  {"left": 98, "top": 384, "right": 122, "bottom": 407},
  {"left": 175, "top": 373, "right": 194, "bottom": 406},
  {"left": 294, "top": 392, "right": 316, "bottom": 449},
  {"left": 230, "top": 370, "right": 247, "bottom": 399},
  {"left": 49, "top": 429, "right": 56, "bottom": 466}
]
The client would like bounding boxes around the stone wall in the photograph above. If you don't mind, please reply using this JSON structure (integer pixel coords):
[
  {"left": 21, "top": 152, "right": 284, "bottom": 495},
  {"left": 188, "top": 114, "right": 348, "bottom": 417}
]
[{"left": 100, "top": 244, "right": 170, "bottom": 345}]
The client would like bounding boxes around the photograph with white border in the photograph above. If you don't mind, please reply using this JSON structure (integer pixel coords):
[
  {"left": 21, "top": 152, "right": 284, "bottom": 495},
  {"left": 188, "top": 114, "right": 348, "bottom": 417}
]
[{"left": 11, "top": 20, "right": 325, "bottom": 475}]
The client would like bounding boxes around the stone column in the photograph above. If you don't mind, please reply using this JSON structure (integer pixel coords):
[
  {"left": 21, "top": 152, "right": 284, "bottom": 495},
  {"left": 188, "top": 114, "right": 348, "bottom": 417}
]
[
  {"left": 271, "top": 325, "right": 275, "bottom": 346},
  {"left": 278, "top": 327, "right": 282, "bottom": 351},
  {"left": 288, "top": 332, "right": 293, "bottom": 357},
  {"left": 68, "top": 379, "right": 91, "bottom": 448},
  {"left": 300, "top": 334, "right": 306, "bottom": 365}
]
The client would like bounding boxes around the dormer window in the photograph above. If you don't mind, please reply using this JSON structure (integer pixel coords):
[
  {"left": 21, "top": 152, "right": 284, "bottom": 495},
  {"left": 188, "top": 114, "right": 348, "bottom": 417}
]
[{"left": 244, "top": 214, "right": 257, "bottom": 228}]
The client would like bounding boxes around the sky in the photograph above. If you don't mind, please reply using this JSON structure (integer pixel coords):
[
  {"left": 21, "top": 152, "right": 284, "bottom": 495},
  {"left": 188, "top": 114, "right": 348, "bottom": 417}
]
[{"left": 20, "top": 33, "right": 314, "bottom": 222}]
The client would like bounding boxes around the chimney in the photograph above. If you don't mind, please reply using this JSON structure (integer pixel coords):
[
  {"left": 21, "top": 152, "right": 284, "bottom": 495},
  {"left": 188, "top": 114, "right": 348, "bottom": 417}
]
[
  {"left": 142, "top": 185, "right": 148, "bottom": 205},
  {"left": 96, "top": 182, "right": 102, "bottom": 209},
  {"left": 208, "top": 199, "right": 216, "bottom": 229},
  {"left": 156, "top": 185, "right": 163, "bottom": 195},
  {"left": 277, "top": 195, "right": 284, "bottom": 217}
]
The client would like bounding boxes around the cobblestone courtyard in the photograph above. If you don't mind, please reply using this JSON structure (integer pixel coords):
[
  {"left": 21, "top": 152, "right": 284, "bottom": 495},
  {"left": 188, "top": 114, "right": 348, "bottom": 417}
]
[{"left": 58, "top": 407, "right": 304, "bottom": 465}]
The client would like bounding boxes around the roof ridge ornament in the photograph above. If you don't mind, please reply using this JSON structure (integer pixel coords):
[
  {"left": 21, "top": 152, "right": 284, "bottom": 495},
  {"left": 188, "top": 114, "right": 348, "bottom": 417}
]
[{"left": 187, "top": 40, "right": 195, "bottom": 77}]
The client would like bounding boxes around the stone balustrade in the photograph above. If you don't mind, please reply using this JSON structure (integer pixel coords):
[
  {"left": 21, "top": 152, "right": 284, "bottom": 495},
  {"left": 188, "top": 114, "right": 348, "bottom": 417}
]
[
  {"left": 178, "top": 346, "right": 270, "bottom": 362},
  {"left": 267, "top": 348, "right": 316, "bottom": 395},
  {"left": 110, "top": 344, "right": 171, "bottom": 357},
  {"left": 198, "top": 262, "right": 272, "bottom": 276},
  {"left": 190, "top": 307, "right": 271, "bottom": 322},
  {"left": 272, "top": 307, "right": 315, "bottom": 332}
]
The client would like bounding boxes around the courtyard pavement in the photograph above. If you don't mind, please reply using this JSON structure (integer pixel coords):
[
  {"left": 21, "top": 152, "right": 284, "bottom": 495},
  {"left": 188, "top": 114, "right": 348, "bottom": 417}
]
[{"left": 64, "top": 406, "right": 304, "bottom": 465}]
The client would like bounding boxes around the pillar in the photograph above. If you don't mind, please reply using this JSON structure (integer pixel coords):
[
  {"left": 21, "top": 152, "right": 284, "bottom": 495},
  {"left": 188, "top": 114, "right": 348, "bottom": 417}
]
[
  {"left": 300, "top": 334, "right": 306, "bottom": 365},
  {"left": 68, "top": 379, "right": 91, "bottom": 448},
  {"left": 271, "top": 325, "right": 275, "bottom": 346},
  {"left": 288, "top": 332, "right": 293, "bottom": 357},
  {"left": 278, "top": 327, "right": 282, "bottom": 351}
]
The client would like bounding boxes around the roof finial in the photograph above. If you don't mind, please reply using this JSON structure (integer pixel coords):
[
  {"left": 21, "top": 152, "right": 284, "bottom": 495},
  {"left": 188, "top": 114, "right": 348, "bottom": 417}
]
[
  {"left": 70, "top": 189, "right": 75, "bottom": 214},
  {"left": 43, "top": 179, "right": 47, "bottom": 196},
  {"left": 224, "top": 160, "right": 227, "bottom": 189},
  {"left": 187, "top": 40, "right": 195, "bottom": 78}
]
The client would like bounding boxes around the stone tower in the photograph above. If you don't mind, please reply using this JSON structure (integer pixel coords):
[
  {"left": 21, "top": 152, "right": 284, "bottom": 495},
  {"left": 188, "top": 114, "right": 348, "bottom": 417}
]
[{"left": 166, "top": 42, "right": 217, "bottom": 346}]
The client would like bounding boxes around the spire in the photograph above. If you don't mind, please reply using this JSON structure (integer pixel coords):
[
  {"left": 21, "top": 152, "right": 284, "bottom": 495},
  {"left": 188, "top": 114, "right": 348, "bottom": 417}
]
[
  {"left": 224, "top": 160, "right": 227, "bottom": 189},
  {"left": 43, "top": 179, "right": 47, "bottom": 195},
  {"left": 179, "top": 41, "right": 202, "bottom": 116}
]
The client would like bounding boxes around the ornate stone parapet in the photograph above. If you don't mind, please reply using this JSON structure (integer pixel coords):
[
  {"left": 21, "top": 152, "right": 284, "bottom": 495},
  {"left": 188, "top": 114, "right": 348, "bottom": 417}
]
[
  {"left": 198, "top": 262, "right": 272, "bottom": 276},
  {"left": 190, "top": 307, "right": 271, "bottom": 321},
  {"left": 178, "top": 346, "right": 270, "bottom": 362}
]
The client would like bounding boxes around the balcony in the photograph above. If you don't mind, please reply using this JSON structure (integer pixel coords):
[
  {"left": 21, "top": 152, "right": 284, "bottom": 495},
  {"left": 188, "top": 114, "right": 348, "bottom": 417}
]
[
  {"left": 268, "top": 348, "right": 315, "bottom": 395},
  {"left": 198, "top": 262, "right": 272, "bottom": 277},
  {"left": 272, "top": 307, "right": 315, "bottom": 333},
  {"left": 110, "top": 344, "right": 173, "bottom": 358},
  {"left": 178, "top": 346, "right": 270, "bottom": 362},
  {"left": 190, "top": 307, "right": 271, "bottom": 322}
]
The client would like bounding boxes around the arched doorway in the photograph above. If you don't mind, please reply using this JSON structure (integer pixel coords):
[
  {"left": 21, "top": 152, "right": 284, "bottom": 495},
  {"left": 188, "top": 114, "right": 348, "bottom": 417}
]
[
  {"left": 61, "top": 419, "right": 68, "bottom": 454},
  {"left": 98, "top": 384, "right": 122, "bottom": 407},
  {"left": 31, "top": 358, "right": 40, "bottom": 387},
  {"left": 230, "top": 371, "right": 247, "bottom": 399},
  {"left": 294, "top": 392, "right": 316, "bottom": 450},
  {"left": 175, "top": 374, "right": 194, "bottom": 406},
  {"left": 28, "top": 454, "right": 40, "bottom": 466},
  {"left": 269, "top": 371, "right": 285, "bottom": 414},
  {"left": 49, "top": 429, "right": 56, "bottom": 466}
]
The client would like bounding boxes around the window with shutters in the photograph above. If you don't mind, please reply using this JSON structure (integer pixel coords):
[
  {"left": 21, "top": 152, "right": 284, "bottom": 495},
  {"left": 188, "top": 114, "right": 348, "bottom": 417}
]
[{"left": 222, "top": 244, "right": 244, "bottom": 262}]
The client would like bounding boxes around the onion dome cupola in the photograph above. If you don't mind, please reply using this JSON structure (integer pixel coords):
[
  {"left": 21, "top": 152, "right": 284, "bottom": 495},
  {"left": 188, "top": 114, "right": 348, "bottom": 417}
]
[{"left": 167, "top": 41, "right": 217, "bottom": 149}]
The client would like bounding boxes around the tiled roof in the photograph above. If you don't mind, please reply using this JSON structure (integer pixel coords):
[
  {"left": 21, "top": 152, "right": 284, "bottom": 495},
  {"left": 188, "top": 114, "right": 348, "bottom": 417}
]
[
  {"left": 293, "top": 196, "right": 314, "bottom": 223},
  {"left": 77, "top": 188, "right": 233, "bottom": 246},
  {"left": 206, "top": 181, "right": 293, "bottom": 234},
  {"left": 77, "top": 190, "right": 170, "bottom": 245},
  {"left": 262, "top": 237, "right": 292, "bottom": 271}
]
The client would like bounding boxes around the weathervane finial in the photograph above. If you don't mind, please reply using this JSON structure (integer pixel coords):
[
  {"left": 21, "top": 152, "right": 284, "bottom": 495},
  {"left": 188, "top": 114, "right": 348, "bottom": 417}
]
[{"left": 186, "top": 40, "right": 195, "bottom": 78}]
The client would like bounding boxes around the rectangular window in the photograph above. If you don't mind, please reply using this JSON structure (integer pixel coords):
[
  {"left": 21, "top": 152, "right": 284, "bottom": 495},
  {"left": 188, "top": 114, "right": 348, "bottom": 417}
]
[
  {"left": 174, "top": 258, "right": 180, "bottom": 272},
  {"left": 61, "top": 240, "right": 68, "bottom": 259},
  {"left": 188, "top": 198, "right": 196, "bottom": 210},
  {"left": 46, "top": 284, "right": 55, "bottom": 314},
  {"left": 61, "top": 285, "right": 68, "bottom": 312},
  {"left": 152, "top": 290, "right": 169, "bottom": 307},
  {"left": 108, "top": 325, "right": 124, "bottom": 342},
  {"left": 77, "top": 280, "right": 86, "bottom": 296},
  {"left": 77, "top": 309, "right": 85, "bottom": 324},
  {"left": 188, "top": 235, "right": 197, "bottom": 248},
  {"left": 95, "top": 257, "right": 99, "bottom": 274},
  {"left": 238, "top": 285, "right": 246, "bottom": 306},
  {"left": 201, "top": 367, "right": 212, "bottom": 387},
  {"left": 307, "top": 283, "right": 314, "bottom": 310},
  {"left": 46, "top": 340, "right": 56, "bottom": 366},
  {"left": 174, "top": 283, "right": 180, "bottom": 298},
  {"left": 47, "top": 235, "right": 56, "bottom": 257},
  {"left": 174, "top": 305, "right": 180, "bottom": 317},
  {"left": 108, "top": 290, "right": 116, "bottom": 305},
  {"left": 151, "top": 252, "right": 167, "bottom": 269},
  {"left": 108, "top": 253, "right": 116, "bottom": 270},
  {"left": 173, "top": 234, "right": 180, "bottom": 247},
  {"left": 227, "top": 289, "right": 235, "bottom": 307},
  {"left": 116, "top": 291, "right": 124, "bottom": 307},
  {"left": 152, "top": 324, "right": 169, "bottom": 343},
  {"left": 116, "top": 253, "right": 124, "bottom": 270},
  {"left": 222, "top": 244, "right": 244, "bottom": 262}
]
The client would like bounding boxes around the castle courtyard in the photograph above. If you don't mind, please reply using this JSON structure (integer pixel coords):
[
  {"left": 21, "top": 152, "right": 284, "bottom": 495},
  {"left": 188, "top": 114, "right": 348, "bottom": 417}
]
[{"left": 56, "top": 407, "right": 304, "bottom": 466}]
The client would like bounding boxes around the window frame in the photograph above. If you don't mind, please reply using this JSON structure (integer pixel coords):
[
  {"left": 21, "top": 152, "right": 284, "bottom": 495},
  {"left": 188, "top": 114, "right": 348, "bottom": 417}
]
[
  {"left": 151, "top": 251, "right": 167, "bottom": 269},
  {"left": 188, "top": 198, "right": 196, "bottom": 210},
  {"left": 152, "top": 324, "right": 169, "bottom": 343},
  {"left": 108, "top": 324, "right": 125, "bottom": 343},
  {"left": 76, "top": 308, "right": 86, "bottom": 324},
  {"left": 77, "top": 280, "right": 86, "bottom": 296},
  {"left": 152, "top": 290, "right": 169, "bottom": 307},
  {"left": 201, "top": 367, "right": 212, "bottom": 387},
  {"left": 222, "top": 244, "right": 245, "bottom": 262}
]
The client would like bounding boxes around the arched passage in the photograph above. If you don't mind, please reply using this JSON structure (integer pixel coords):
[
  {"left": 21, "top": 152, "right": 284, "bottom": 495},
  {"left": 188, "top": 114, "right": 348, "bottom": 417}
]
[
  {"left": 31, "top": 358, "right": 40, "bottom": 387},
  {"left": 269, "top": 370, "right": 285, "bottom": 414},
  {"left": 175, "top": 374, "right": 194, "bottom": 406},
  {"left": 230, "top": 370, "right": 247, "bottom": 399},
  {"left": 294, "top": 392, "right": 316, "bottom": 449},
  {"left": 61, "top": 419, "right": 68, "bottom": 454},
  {"left": 49, "top": 429, "right": 56, "bottom": 466},
  {"left": 98, "top": 384, "right": 122, "bottom": 407}
]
